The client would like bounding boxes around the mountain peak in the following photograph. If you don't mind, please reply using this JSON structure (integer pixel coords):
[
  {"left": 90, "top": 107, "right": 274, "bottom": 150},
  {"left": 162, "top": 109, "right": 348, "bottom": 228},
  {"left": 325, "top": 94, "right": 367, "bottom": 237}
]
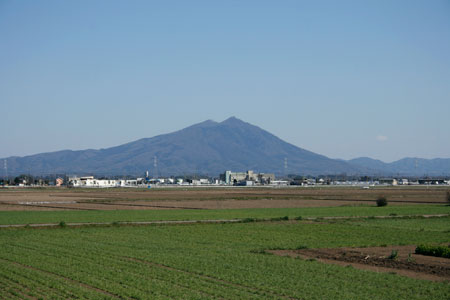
[
  {"left": 220, "top": 116, "right": 247, "bottom": 126},
  {"left": 2, "top": 117, "right": 369, "bottom": 176}
]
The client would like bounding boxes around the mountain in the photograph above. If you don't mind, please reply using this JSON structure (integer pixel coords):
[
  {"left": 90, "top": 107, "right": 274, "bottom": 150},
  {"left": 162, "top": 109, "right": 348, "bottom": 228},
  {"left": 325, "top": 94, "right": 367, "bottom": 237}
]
[
  {"left": 347, "top": 157, "right": 450, "bottom": 176},
  {"left": 4, "top": 117, "right": 448, "bottom": 177},
  {"left": 346, "top": 157, "right": 389, "bottom": 173},
  {"left": 2, "top": 117, "right": 363, "bottom": 176}
]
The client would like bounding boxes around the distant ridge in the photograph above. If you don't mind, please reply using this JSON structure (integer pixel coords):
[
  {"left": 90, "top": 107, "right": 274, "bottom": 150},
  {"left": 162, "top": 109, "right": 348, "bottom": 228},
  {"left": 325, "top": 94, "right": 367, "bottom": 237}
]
[
  {"left": 2, "top": 117, "right": 361, "bottom": 176},
  {"left": 347, "top": 157, "right": 450, "bottom": 176},
  {"left": 2, "top": 117, "right": 449, "bottom": 176}
]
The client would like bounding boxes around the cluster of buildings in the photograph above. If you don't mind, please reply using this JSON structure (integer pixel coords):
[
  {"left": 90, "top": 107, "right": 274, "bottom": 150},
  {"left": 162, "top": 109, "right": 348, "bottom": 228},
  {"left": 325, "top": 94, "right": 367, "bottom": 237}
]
[
  {"left": 3, "top": 170, "right": 450, "bottom": 188},
  {"left": 377, "top": 178, "right": 448, "bottom": 186},
  {"left": 66, "top": 170, "right": 278, "bottom": 188},
  {"left": 66, "top": 173, "right": 450, "bottom": 188},
  {"left": 68, "top": 176, "right": 143, "bottom": 188},
  {"left": 220, "top": 170, "right": 275, "bottom": 186},
  {"left": 290, "top": 177, "right": 450, "bottom": 186}
]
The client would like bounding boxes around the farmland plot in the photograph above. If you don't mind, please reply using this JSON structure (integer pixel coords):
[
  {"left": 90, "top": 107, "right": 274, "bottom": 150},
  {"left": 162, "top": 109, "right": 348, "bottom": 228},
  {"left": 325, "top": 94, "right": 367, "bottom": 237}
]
[
  {"left": 0, "top": 204, "right": 449, "bottom": 226},
  {"left": 0, "top": 216, "right": 449, "bottom": 299},
  {"left": 1, "top": 186, "right": 449, "bottom": 211}
]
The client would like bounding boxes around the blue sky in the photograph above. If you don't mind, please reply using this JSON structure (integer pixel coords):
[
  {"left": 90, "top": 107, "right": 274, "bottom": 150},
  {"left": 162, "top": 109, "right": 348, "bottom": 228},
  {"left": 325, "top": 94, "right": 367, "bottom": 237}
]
[{"left": 1, "top": 0, "right": 449, "bottom": 162}]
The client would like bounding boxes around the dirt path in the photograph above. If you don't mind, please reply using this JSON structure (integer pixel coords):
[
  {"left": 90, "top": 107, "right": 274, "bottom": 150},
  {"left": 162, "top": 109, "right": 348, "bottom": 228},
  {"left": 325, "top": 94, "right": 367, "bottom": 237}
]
[
  {"left": 0, "top": 214, "right": 447, "bottom": 229},
  {"left": 0, "top": 219, "right": 244, "bottom": 228}
]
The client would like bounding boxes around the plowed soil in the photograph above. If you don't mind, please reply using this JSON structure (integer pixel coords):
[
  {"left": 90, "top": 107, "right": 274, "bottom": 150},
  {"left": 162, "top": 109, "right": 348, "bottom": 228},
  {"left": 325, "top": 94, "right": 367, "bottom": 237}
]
[
  {"left": 0, "top": 186, "right": 448, "bottom": 211},
  {"left": 269, "top": 245, "right": 450, "bottom": 282}
]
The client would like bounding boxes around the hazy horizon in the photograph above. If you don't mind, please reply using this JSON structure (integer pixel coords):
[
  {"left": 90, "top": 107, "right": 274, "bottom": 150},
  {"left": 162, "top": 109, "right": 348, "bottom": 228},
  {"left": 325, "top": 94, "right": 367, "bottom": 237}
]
[{"left": 1, "top": 1, "right": 449, "bottom": 162}]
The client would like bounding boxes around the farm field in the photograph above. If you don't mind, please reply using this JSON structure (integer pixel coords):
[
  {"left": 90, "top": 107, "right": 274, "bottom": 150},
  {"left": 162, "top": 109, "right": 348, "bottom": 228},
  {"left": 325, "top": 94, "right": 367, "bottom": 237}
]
[
  {"left": 0, "top": 205, "right": 449, "bottom": 227},
  {"left": 0, "top": 187, "right": 448, "bottom": 299},
  {"left": 0, "top": 186, "right": 449, "bottom": 211},
  {"left": 0, "top": 216, "right": 449, "bottom": 299}
]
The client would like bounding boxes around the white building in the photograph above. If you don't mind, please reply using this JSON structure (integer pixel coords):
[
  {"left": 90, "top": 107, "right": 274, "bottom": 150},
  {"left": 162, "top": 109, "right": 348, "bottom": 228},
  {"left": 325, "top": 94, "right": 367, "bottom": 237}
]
[
  {"left": 68, "top": 176, "right": 119, "bottom": 188},
  {"left": 68, "top": 176, "right": 143, "bottom": 188}
]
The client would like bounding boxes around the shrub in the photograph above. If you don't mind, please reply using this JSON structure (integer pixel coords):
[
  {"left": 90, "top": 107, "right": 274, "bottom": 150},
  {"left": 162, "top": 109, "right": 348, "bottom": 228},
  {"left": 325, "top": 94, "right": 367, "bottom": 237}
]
[
  {"left": 415, "top": 244, "right": 450, "bottom": 258},
  {"left": 388, "top": 249, "right": 398, "bottom": 259},
  {"left": 376, "top": 196, "right": 388, "bottom": 207},
  {"left": 295, "top": 216, "right": 303, "bottom": 220},
  {"left": 59, "top": 221, "right": 66, "bottom": 228},
  {"left": 270, "top": 216, "right": 289, "bottom": 221},
  {"left": 296, "top": 245, "right": 308, "bottom": 250}
]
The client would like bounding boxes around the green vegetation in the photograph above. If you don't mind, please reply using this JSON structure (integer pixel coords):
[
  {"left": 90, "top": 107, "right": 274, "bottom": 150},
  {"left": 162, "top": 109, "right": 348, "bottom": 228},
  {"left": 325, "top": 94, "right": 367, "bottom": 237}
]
[
  {"left": 415, "top": 244, "right": 450, "bottom": 258},
  {"left": 376, "top": 196, "right": 388, "bottom": 207},
  {"left": 270, "top": 216, "right": 289, "bottom": 221},
  {"left": 388, "top": 249, "right": 398, "bottom": 260},
  {"left": 1, "top": 205, "right": 449, "bottom": 226},
  {"left": 338, "top": 216, "right": 450, "bottom": 232},
  {"left": 0, "top": 211, "right": 449, "bottom": 299}
]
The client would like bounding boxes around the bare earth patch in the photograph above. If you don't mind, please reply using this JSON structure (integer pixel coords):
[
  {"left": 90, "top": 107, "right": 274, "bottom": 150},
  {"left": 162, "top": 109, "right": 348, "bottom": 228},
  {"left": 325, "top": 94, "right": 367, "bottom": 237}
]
[
  {"left": 0, "top": 187, "right": 448, "bottom": 211},
  {"left": 268, "top": 245, "right": 450, "bottom": 282}
]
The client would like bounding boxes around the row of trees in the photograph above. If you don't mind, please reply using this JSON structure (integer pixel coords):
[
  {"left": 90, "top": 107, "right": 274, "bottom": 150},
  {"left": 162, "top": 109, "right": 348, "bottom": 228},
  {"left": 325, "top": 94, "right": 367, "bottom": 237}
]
[{"left": 0, "top": 174, "right": 59, "bottom": 186}]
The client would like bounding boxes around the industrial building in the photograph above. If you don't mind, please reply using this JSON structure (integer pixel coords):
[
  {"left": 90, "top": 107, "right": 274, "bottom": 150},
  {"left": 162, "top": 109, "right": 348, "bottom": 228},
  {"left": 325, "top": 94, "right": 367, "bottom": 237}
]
[{"left": 220, "top": 170, "right": 275, "bottom": 185}]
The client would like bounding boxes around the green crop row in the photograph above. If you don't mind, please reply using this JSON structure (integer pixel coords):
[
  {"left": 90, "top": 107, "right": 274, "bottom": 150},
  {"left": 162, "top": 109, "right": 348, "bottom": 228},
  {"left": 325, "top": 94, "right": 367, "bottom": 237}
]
[{"left": 0, "top": 215, "right": 449, "bottom": 299}]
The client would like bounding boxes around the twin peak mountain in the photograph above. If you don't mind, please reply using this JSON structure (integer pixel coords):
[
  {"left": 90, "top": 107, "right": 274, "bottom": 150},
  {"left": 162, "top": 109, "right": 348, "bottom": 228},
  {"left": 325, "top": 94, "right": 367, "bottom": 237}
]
[{"left": 4, "top": 117, "right": 449, "bottom": 176}]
